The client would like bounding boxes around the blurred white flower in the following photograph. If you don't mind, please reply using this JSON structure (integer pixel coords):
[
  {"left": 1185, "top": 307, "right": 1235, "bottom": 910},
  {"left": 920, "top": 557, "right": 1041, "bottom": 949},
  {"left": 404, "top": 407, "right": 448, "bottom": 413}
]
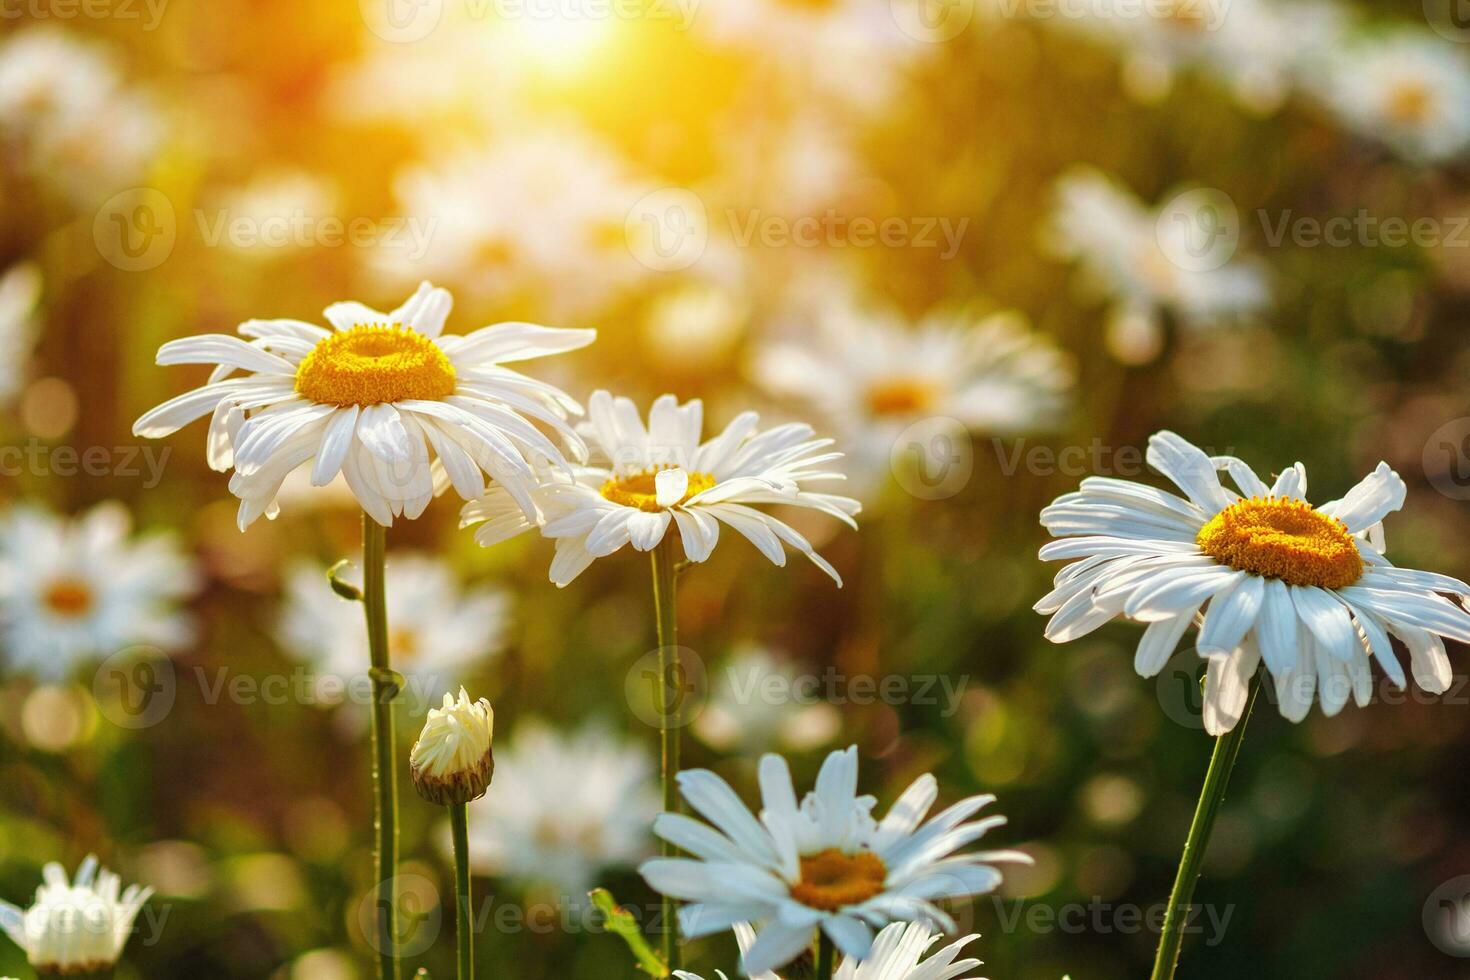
[
  {"left": 276, "top": 552, "right": 510, "bottom": 708},
  {"left": 641, "top": 745, "right": 1028, "bottom": 976},
  {"left": 462, "top": 391, "right": 861, "bottom": 587},
  {"left": 1038, "top": 431, "right": 1470, "bottom": 734},
  {"left": 325, "top": 31, "right": 524, "bottom": 130},
  {"left": 694, "top": 648, "right": 841, "bottom": 754},
  {"left": 0, "top": 855, "right": 153, "bottom": 975},
  {"left": 699, "top": 0, "right": 930, "bottom": 108},
  {"left": 384, "top": 126, "right": 652, "bottom": 319},
  {"left": 0, "top": 503, "right": 198, "bottom": 680},
  {"left": 675, "top": 920, "right": 984, "bottom": 980},
  {"left": 1315, "top": 30, "right": 1470, "bottom": 163},
  {"left": 1045, "top": 167, "right": 1268, "bottom": 364},
  {"left": 642, "top": 283, "right": 750, "bottom": 373},
  {"left": 459, "top": 721, "right": 658, "bottom": 896},
  {"left": 132, "top": 282, "right": 594, "bottom": 528},
  {"left": 0, "top": 27, "right": 162, "bottom": 207},
  {"left": 755, "top": 294, "right": 1073, "bottom": 495},
  {"left": 207, "top": 170, "right": 339, "bottom": 259},
  {"left": 0, "top": 262, "right": 42, "bottom": 405}
]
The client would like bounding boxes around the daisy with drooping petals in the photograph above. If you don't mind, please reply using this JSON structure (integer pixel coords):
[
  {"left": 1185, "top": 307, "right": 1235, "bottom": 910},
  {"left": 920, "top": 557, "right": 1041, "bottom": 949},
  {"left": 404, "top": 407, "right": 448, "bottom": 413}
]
[
  {"left": 461, "top": 391, "right": 861, "bottom": 587},
  {"left": 0, "top": 503, "right": 198, "bottom": 680},
  {"left": 1037, "top": 430, "right": 1470, "bottom": 735},
  {"left": 132, "top": 281, "right": 595, "bottom": 529},
  {"left": 755, "top": 297, "right": 1073, "bottom": 496},
  {"left": 1044, "top": 167, "right": 1268, "bottom": 364},
  {"left": 0, "top": 855, "right": 153, "bottom": 976},
  {"left": 458, "top": 721, "right": 659, "bottom": 897},
  {"left": 640, "top": 746, "right": 1027, "bottom": 977},
  {"left": 675, "top": 920, "right": 984, "bottom": 980}
]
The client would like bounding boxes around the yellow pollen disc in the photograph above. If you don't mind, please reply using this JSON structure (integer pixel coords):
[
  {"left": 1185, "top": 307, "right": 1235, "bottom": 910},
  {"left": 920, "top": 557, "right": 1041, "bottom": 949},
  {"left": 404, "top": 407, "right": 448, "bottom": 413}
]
[
  {"left": 599, "top": 468, "right": 716, "bottom": 512},
  {"left": 43, "top": 579, "right": 94, "bottom": 618},
  {"left": 1158, "top": 0, "right": 1206, "bottom": 29},
  {"left": 790, "top": 849, "right": 887, "bottom": 912},
  {"left": 295, "top": 324, "right": 456, "bottom": 407},
  {"left": 1387, "top": 82, "right": 1432, "bottom": 124},
  {"left": 866, "top": 378, "right": 936, "bottom": 417},
  {"left": 1196, "top": 496, "right": 1363, "bottom": 589}
]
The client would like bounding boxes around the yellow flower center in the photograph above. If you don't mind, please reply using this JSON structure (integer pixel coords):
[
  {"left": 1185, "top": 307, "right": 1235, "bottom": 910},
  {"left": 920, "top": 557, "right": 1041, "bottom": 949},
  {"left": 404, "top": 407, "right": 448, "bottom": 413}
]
[
  {"left": 43, "top": 579, "right": 94, "bottom": 618},
  {"left": 1386, "top": 82, "right": 1432, "bottom": 125},
  {"left": 390, "top": 628, "right": 420, "bottom": 664},
  {"left": 295, "top": 324, "right": 456, "bottom": 407},
  {"left": 866, "top": 379, "right": 936, "bottom": 417},
  {"left": 1158, "top": 0, "right": 1207, "bottom": 30},
  {"left": 599, "top": 468, "right": 716, "bottom": 512},
  {"left": 1196, "top": 496, "right": 1363, "bottom": 589},
  {"left": 790, "top": 849, "right": 887, "bottom": 912}
]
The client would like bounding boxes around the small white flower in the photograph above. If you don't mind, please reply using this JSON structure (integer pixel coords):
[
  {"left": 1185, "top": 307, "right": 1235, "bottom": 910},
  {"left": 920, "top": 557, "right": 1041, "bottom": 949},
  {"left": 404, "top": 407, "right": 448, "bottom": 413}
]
[
  {"left": 133, "top": 282, "right": 595, "bottom": 529},
  {"left": 461, "top": 391, "right": 861, "bottom": 587},
  {"left": 459, "top": 721, "right": 658, "bottom": 896},
  {"left": 641, "top": 746, "right": 1028, "bottom": 977},
  {"left": 755, "top": 296, "right": 1072, "bottom": 494},
  {"left": 411, "top": 688, "right": 495, "bottom": 806},
  {"left": 1315, "top": 30, "right": 1470, "bottom": 163},
  {"left": 1037, "top": 431, "right": 1470, "bottom": 734},
  {"left": 276, "top": 552, "right": 511, "bottom": 709},
  {"left": 207, "top": 170, "right": 339, "bottom": 259},
  {"left": 675, "top": 920, "right": 984, "bottom": 980},
  {"left": 0, "top": 503, "right": 198, "bottom": 680},
  {"left": 0, "top": 262, "right": 42, "bottom": 405},
  {"left": 384, "top": 127, "right": 652, "bottom": 319},
  {"left": 1045, "top": 167, "right": 1268, "bottom": 364},
  {"left": 0, "top": 855, "right": 154, "bottom": 974}
]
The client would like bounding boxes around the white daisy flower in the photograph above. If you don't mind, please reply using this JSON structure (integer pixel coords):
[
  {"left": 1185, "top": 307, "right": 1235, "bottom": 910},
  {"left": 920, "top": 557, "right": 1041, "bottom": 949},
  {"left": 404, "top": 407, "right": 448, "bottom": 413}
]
[
  {"left": 132, "top": 281, "right": 595, "bottom": 529},
  {"left": 1314, "top": 30, "right": 1470, "bottom": 163},
  {"left": 755, "top": 298, "right": 1073, "bottom": 494},
  {"left": 0, "top": 503, "right": 198, "bottom": 680},
  {"left": 459, "top": 721, "right": 658, "bottom": 896},
  {"left": 275, "top": 552, "right": 511, "bottom": 710},
  {"left": 694, "top": 647, "right": 841, "bottom": 754},
  {"left": 0, "top": 855, "right": 153, "bottom": 975},
  {"left": 675, "top": 920, "right": 984, "bottom": 980},
  {"left": 410, "top": 687, "right": 496, "bottom": 806},
  {"left": 1045, "top": 167, "right": 1268, "bottom": 364},
  {"left": 699, "top": 0, "right": 928, "bottom": 107},
  {"left": 461, "top": 391, "right": 860, "bottom": 587},
  {"left": 1037, "top": 431, "right": 1470, "bottom": 735},
  {"left": 0, "top": 27, "right": 161, "bottom": 206},
  {"left": 0, "top": 261, "right": 42, "bottom": 405},
  {"left": 384, "top": 128, "right": 651, "bottom": 319},
  {"left": 640, "top": 746, "right": 1028, "bottom": 976}
]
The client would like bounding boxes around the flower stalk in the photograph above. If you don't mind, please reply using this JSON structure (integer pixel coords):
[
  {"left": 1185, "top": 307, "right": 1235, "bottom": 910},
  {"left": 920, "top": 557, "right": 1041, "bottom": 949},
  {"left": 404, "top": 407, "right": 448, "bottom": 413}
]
[
  {"left": 1149, "top": 675, "right": 1260, "bottom": 980},
  {"left": 362, "top": 514, "right": 401, "bottom": 980},
  {"left": 649, "top": 534, "right": 681, "bottom": 972},
  {"left": 814, "top": 931, "right": 835, "bottom": 980},
  {"left": 449, "top": 802, "right": 474, "bottom": 980}
]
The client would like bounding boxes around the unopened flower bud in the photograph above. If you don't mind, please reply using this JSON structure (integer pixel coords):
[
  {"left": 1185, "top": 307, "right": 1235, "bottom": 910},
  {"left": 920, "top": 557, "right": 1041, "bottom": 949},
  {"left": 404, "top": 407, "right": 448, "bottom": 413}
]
[{"left": 410, "top": 688, "right": 495, "bottom": 806}]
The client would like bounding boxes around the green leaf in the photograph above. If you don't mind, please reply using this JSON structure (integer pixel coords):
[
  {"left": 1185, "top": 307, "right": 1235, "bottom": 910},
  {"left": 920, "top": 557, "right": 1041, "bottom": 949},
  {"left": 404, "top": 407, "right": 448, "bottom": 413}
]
[{"left": 589, "top": 888, "right": 669, "bottom": 978}]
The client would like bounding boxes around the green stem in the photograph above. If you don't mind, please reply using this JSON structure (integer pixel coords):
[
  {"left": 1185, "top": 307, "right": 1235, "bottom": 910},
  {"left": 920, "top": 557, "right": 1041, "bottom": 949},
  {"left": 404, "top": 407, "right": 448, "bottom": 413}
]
[
  {"left": 650, "top": 536, "right": 681, "bottom": 972},
  {"left": 450, "top": 803, "right": 474, "bottom": 980},
  {"left": 363, "top": 515, "right": 401, "bottom": 980},
  {"left": 814, "top": 930, "right": 835, "bottom": 980},
  {"left": 1149, "top": 676, "right": 1260, "bottom": 980}
]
